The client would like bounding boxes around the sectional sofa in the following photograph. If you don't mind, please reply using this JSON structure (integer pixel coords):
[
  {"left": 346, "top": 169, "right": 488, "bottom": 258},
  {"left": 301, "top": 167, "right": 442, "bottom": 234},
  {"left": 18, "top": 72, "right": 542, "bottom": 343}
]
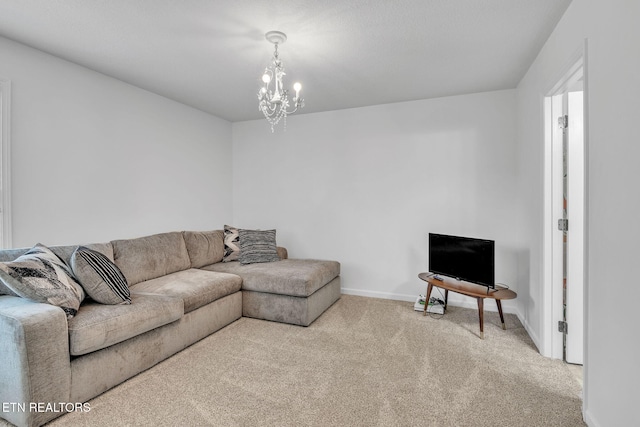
[{"left": 0, "top": 229, "right": 341, "bottom": 427}]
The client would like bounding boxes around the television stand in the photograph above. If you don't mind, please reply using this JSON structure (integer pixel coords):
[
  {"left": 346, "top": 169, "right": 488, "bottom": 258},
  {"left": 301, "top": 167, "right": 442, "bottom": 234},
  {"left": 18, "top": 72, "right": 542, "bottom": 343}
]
[{"left": 418, "top": 273, "right": 517, "bottom": 339}]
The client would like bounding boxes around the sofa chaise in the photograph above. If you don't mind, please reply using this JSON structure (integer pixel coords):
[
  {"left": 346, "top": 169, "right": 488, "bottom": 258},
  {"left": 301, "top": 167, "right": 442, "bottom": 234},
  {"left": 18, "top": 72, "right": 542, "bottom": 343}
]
[{"left": 0, "top": 229, "right": 341, "bottom": 427}]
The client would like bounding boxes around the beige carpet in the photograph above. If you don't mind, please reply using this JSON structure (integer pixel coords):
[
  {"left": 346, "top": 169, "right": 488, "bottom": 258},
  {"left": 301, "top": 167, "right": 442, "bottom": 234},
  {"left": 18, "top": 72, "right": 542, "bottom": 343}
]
[{"left": 43, "top": 295, "right": 583, "bottom": 426}]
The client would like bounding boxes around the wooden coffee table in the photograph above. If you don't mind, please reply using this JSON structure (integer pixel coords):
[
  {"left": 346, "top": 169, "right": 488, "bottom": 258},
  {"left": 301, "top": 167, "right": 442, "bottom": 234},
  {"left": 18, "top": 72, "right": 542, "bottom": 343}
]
[{"left": 418, "top": 272, "right": 517, "bottom": 339}]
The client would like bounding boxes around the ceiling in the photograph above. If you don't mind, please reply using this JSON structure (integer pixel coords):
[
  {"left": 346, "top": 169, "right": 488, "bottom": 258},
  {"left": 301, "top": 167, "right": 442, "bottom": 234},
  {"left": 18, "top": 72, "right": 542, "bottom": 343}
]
[{"left": 0, "top": 0, "right": 572, "bottom": 122}]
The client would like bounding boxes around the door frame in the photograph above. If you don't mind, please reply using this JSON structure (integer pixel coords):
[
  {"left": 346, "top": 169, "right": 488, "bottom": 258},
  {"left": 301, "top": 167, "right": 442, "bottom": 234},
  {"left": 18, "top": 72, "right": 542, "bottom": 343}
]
[
  {"left": 542, "top": 41, "right": 589, "bottom": 362},
  {"left": 0, "top": 76, "right": 12, "bottom": 249}
]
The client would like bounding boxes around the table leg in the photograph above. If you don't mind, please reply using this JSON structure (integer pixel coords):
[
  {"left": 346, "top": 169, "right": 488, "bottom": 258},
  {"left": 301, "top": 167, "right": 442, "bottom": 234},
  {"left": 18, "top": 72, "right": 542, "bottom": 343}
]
[
  {"left": 496, "top": 299, "right": 506, "bottom": 330},
  {"left": 423, "top": 283, "right": 433, "bottom": 316},
  {"left": 444, "top": 289, "right": 449, "bottom": 311},
  {"left": 477, "top": 298, "right": 484, "bottom": 339}
]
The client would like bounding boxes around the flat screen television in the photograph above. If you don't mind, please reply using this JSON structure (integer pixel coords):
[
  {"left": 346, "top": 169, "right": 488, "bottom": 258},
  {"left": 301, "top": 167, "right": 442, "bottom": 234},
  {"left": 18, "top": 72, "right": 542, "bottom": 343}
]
[{"left": 428, "top": 233, "right": 495, "bottom": 288}]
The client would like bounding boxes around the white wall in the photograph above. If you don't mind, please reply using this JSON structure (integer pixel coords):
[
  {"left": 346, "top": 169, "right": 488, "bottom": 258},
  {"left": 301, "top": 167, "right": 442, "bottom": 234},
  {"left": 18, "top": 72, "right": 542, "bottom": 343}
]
[
  {"left": 233, "top": 90, "right": 522, "bottom": 314},
  {"left": 0, "top": 36, "right": 233, "bottom": 247},
  {"left": 517, "top": 0, "right": 640, "bottom": 425}
]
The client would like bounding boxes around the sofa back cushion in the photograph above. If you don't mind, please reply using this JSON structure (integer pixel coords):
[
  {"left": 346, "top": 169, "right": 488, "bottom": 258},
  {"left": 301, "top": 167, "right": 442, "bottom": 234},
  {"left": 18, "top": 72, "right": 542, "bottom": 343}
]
[
  {"left": 52, "top": 242, "right": 115, "bottom": 266},
  {"left": 0, "top": 248, "right": 36, "bottom": 296},
  {"left": 182, "top": 230, "right": 225, "bottom": 268},
  {"left": 112, "top": 232, "right": 191, "bottom": 286}
]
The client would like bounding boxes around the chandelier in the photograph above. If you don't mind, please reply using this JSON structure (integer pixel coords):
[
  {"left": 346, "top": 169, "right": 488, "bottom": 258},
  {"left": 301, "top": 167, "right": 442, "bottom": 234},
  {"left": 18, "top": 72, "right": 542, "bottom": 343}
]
[{"left": 257, "top": 31, "right": 304, "bottom": 132}]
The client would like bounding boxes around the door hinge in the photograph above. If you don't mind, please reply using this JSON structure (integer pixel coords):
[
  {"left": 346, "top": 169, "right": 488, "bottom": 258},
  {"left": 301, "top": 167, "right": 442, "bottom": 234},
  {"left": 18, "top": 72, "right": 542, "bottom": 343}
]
[
  {"left": 558, "top": 115, "right": 568, "bottom": 129},
  {"left": 557, "top": 218, "right": 569, "bottom": 231},
  {"left": 558, "top": 320, "right": 568, "bottom": 334}
]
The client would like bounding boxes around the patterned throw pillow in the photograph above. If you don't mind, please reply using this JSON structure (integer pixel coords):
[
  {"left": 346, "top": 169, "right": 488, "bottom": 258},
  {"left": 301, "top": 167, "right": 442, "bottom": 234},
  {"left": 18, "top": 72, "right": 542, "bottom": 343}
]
[
  {"left": 238, "top": 229, "right": 280, "bottom": 265},
  {"left": 223, "top": 225, "right": 240, "bottom": 262},
  {"left": 0, "top": 244, "right": 85, "bottom": 318},
  {"left": 70, "top": 246, "right": 131, "bottom": 305}
]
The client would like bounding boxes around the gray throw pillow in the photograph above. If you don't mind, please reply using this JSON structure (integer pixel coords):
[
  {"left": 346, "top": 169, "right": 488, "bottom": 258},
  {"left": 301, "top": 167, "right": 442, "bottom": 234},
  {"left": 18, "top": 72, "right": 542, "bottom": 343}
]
[
  {"left": 0, "top": 243, "right": 85, "bottom": 318},
  {"left": 238, "top": 229, "right": 280, "bottom": 265},
  {"left": 70, "top": 246, "right": 131, "bottom": 305},
  {"left": 223, "top": 225, "right": 240, "bottom": 262}
]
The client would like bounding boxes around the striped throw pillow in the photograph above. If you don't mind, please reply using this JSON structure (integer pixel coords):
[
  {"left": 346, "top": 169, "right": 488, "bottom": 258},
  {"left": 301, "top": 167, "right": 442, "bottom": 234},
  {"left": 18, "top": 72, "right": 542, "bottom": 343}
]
[
  {"left": 70, "top": 246, "right": 130, "bottom": 305},
  {"left": 238, "top": 229, "right": 280, "bottom": 265}
]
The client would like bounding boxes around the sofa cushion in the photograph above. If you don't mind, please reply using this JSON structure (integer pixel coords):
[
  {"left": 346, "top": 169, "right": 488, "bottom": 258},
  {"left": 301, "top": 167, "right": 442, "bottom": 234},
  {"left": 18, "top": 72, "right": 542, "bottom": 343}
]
[
  {"left": 276, "top": 247, "right": 288, "bottom": 260},
  {"left": 67, "top": 293, "right": 183, "bottom": 356},
  {"left": 129, "top": 269, "right": 242, "bottom": 313},
  {"left": 70, "top": 246, "right": 131, "bottom": 305},
  {"left": 0, "top": 243, "right": 114, "bottom": 265},
  {"left": 0, "top": 277, "right": 18, "bottom": 297},
  {"left": 183, "top": 230, "right": 225, "bottom": 268},
  {"left": 51, "top": 242, "right": 115, "bottom": 267},
  {"left": 203, "top": 259, "right": 340, "bottom": 297},
  {"left": 223, "top": 225, "right": 240, "bottom": 262},
  {"left": 112, "top": 232, "right": 191, "bottom": 286},
  {"left": 0, "top": 248, "right": 34, "bottom": 263},
  {"left": 238, "top": 229, "right": 280, "bottom": 265},
  {"left": 0, "top": 244, "right": 85, "bottom": 318}
]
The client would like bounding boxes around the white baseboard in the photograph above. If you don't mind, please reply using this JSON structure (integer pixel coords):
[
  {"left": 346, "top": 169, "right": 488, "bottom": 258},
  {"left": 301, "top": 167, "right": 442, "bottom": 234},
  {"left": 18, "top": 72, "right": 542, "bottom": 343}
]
[
  {"left": 341, "top": 287, "right": 416, "bottom": 302},
  {"left": 341, "top": 287, "right": 519, "bottom": 314},
  {"left": 519, "top": 312, "right": 542, "bottom": 353},
  {"left": 583, "top": 409, "right": 599, "bottom": 427}
]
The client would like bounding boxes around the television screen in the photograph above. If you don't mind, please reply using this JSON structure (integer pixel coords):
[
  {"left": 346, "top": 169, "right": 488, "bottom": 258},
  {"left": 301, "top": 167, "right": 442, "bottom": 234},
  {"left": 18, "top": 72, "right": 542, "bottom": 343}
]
[{"left": 428, "top": 233, "right": 495, "bottom": 288}]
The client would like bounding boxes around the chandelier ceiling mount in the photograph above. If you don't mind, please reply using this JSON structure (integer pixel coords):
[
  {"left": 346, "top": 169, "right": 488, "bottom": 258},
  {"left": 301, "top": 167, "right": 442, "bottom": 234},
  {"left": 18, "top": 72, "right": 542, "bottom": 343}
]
[{"left": 264, "top": 30, "right": 287, "bottom": 46}]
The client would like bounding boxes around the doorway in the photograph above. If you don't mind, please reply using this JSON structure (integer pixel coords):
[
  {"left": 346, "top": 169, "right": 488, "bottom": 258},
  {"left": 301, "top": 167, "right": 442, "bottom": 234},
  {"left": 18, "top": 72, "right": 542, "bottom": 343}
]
[
  {"left": 544, "top": 55, "right": 586, "bottom": 366},
  {"left": 0, "top": 76, "right": 12, "bottom": 249}
]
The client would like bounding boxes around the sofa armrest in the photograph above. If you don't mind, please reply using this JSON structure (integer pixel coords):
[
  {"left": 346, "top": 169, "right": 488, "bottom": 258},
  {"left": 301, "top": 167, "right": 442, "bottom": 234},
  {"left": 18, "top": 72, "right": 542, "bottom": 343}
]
[
  {"left": 276, "top": 246, "right": 288, "bottom": 260},
  {"left": 0, "top": 296, "right": 71, "bottom": 427}
]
